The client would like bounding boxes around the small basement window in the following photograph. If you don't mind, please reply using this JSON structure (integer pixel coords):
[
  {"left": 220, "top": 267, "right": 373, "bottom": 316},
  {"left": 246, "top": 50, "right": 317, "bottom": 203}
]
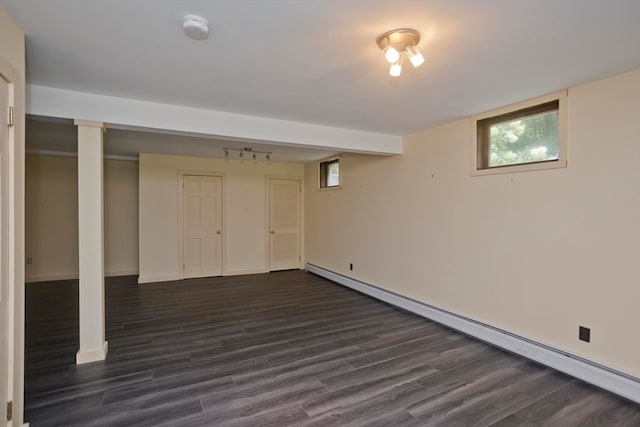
[
  {"left": 319, "top": 158, "right": 340, "bottom": 188},
  {"left": 472, "top": 91, "right": 567, "bottom": 175}
]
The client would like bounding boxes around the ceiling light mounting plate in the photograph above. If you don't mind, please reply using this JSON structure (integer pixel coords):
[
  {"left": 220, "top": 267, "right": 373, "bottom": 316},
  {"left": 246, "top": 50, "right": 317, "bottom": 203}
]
[{"left": 376, "top": 28, "right": 421, "bottom": 51}]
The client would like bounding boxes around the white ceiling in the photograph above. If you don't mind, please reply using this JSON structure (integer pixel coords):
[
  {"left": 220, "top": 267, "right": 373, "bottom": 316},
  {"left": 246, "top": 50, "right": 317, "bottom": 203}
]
[{"left": 4, "top": 0, "right": 640, "bottom": 154}]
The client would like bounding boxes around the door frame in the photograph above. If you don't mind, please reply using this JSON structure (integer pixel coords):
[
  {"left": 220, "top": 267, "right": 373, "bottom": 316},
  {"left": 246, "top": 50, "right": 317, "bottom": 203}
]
[
  {"left": 0, "top": 73, "right": 11, "bottom": 427},
  {"left": 177, "top": 170, "right": 226, "bottom": 279},
  {"left": 0, "top": 52, "right": 25, "bottom": 427},
  {"left": 265, "top": 175, "right": 304, "bottom": 271}
]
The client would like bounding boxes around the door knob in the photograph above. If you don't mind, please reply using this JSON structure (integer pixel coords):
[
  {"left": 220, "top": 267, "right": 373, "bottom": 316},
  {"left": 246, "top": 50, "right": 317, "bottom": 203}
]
[
  {"left": 270, "top": 230, "right": 275, "bottom": 234},
  {"left": 217, "top": 230, "right": 221, "bottom": 234}
]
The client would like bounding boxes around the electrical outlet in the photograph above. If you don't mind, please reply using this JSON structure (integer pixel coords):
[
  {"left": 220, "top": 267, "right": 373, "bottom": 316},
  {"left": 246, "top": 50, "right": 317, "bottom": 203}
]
[
  {"left": 579, "top": 326, "right": 590, "bottom": 342},
  {"left": 349, "top": 263, "right": 353, "bottom": 271}
]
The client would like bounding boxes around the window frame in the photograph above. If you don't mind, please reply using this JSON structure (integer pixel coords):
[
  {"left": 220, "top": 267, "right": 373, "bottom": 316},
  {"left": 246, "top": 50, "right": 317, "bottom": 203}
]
[
  {"left": 318, "top": 156, "right": 341, "bottom": 190},
  {"left": 470, "top": 91, "right": 568, "bottom": 176}
]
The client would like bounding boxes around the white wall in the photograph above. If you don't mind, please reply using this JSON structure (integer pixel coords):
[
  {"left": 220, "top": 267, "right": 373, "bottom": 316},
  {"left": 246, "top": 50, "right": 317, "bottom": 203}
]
[
  {"left": 104, "top": 159, "right": 139, "bottom": 275},
  {"left": 138, "top": 153, "right": 304, "bottom": 283},
  {"left": 25, "top": 155, "right": 78, "bottom": 280},
  {"left": 305, "top": 68, "right": 640, "bottom": 380},
  {"left": 25, "top": 154, "right": 139, "bottom": 281}
]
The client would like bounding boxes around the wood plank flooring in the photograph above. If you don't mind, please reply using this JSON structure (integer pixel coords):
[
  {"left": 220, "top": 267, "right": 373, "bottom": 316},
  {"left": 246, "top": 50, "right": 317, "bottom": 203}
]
[{"left": 24, "top": 271, "right": 640, "bottom": 426}]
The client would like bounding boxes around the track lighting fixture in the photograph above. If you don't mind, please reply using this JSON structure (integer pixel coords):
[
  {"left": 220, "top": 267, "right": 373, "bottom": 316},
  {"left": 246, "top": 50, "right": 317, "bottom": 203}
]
[
  {"left": 376, "top": 28, "right": 425, "bottom": 77},
  {"left": 222, "top": 147, "right": 273, "bottom": 162}
]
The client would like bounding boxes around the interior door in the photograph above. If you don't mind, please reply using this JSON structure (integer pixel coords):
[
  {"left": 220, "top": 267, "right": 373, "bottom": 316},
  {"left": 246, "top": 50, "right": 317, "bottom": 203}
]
[
  {"left": 0, "top": 76, "right": 10, "bottom": 424},
  {"left": 183, "top": 175, "right": 223, "bottom": 278},
  {"left": 269, "top": 179, "right": 301, "bottom": 271}
]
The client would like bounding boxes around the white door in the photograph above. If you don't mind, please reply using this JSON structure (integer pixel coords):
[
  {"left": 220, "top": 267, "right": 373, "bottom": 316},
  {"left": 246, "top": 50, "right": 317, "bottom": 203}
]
[
  {"left": 0, "top": 76, "right": 10, "bottom": 424},
  {"left": 269, "top": 179, "right": 301, "bottom": 271},
  {"left": 183, "top": 175, "right": 223, "bottom": 278}
]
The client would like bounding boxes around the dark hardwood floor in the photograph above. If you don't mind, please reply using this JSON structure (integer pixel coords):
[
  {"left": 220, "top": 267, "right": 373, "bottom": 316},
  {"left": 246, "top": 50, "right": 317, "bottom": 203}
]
[{"left": 25, "top": 271, "right": 640, "bottom": 426}]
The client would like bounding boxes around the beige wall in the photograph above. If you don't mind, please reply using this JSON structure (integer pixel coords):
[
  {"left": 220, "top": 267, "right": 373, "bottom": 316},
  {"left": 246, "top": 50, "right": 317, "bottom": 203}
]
[
  {"left": 138, "top": 153, "right": 304, "bottom": 282},
  {"left": 305, "top": 68, "right": 640, "bottom": 379},
  {"left": 25, "top": 155, "right": 139, "bottom": 281},
  {"left": 104, "top": 159, "right": 139, "bottom": 275},
  {"left": 0, "top": 10, "right": 24, "bottom": 76}
]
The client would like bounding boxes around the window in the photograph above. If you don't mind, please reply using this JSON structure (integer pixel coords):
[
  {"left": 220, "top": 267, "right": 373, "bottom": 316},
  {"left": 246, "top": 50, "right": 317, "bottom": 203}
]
[
  {"left": 319, "top": 158, "right": 340, "bottom": 188},
  {"left": 471, "top": 91, "right": 567, "bottom": 175}
]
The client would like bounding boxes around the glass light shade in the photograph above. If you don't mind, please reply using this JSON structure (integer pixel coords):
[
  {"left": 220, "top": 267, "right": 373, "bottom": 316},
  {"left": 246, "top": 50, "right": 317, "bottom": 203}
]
[
  {"left": 389, "top": 61, "right": 402, "bottom": 77},
  {"left": 406, "top": 45, "right": 424, "bottom": 68},
  {"left": 384, "top": 46, "right": 400, "bottom": 63}
]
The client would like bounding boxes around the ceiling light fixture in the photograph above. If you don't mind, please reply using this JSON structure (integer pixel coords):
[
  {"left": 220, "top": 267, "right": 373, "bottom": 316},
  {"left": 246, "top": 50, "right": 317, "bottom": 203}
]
[
  {"left": 182, "top": 15, "right": 209, "bottom": 40},
  {"left": 376, "top": 28, "right": 424, "bottom": 77}
]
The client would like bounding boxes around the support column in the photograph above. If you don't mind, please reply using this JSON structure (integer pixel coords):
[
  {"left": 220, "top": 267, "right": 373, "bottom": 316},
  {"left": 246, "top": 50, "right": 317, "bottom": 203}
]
[{"left": 75, "top": 120, "right": 108, "bottom": 364}]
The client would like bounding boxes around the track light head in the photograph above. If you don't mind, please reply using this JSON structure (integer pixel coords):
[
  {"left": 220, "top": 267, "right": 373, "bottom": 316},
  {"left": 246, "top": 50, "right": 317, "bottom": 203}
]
[
  {"left": 389, "top": 59, "right": 402, "bottom": 77},
  {"left": 384, "top": 45, "right": 400, "bottom": 63},
  {"left": 406, "top": 45, "right": 424, "bottom": 68}
]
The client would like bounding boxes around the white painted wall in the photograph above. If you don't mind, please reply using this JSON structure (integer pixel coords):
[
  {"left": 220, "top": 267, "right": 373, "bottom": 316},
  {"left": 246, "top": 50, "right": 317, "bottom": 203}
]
[
  {"left": 305, "top": 68, "right": 640, "bottom": 380},
  {"left": 138, "top": 153, "right": 304, "bottom": 283},
  {"left": 25, "top": 154, "right": 139, "bottom": 281},
  {"left": 0, "top": 7, "right": 25, "bottom": 426},
  {"left": 25, "top": 155, "right": 78, "bottom": 281},
  {"left": 104, "top": 158, "right": 139, "bottom": 276}
]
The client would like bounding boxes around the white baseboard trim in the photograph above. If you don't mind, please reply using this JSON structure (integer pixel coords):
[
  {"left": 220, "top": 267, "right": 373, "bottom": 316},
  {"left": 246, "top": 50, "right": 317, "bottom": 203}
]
[
  {"left": 139, "top": 269, "right": 273, "bottom": 283},
  {"left": 27, "top": 271, "right": 138, "bottom": 283},
  {"left": 26, "top": 273, "right": 77, "bottom": 283},
  {"left": 76, "top": 341, "right": 108, "bottom": 365},
  {"left": 105, "top": 269, "right": 138, "bottom": 277},
  {"left": 137, "top": 274, "right": 182, "bottom": 284},
  {"left": 306, "top": 263, "right": 640, "bottom": 404},
  {"left": 224, "top": 268, "right": 268, "bottom": 276}
]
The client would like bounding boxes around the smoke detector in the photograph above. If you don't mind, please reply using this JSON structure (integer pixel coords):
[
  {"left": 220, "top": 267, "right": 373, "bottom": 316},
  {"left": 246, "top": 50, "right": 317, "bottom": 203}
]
[{"left": 182, "top": 15, "right": 209, "bottom": 40}]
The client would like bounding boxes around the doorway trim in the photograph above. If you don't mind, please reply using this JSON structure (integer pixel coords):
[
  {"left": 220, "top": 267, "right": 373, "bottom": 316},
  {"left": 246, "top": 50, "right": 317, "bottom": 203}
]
[
  {"left": 265, "top": 175, "right": 304, "bottom": 271},
  {"left": 177, "top": 169, "right": 226, "bottom": 279},
  {"left": 0, "top": 51, "right": 25, "bottom": 427}
]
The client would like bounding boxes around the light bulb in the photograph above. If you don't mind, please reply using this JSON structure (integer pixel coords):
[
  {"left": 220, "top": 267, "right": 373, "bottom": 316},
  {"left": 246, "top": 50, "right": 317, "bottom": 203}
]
[
  {"left": 389, "top": 60, "right": 402, "bottom": 77},
  {"left": 406, "top": 45, "right": 424, "bottom": 68},
  {"left": 384, "top": 46, "right": 400, "bottom": 63}
]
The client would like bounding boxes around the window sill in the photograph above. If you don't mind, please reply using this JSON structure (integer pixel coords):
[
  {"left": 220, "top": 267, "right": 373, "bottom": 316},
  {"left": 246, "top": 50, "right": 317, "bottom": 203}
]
[
  {"left": 318, "top": 185, "right": 342, "bottom": 191},
  {"left": 471, "top": 159, "right": 567, "bottom": 176}
]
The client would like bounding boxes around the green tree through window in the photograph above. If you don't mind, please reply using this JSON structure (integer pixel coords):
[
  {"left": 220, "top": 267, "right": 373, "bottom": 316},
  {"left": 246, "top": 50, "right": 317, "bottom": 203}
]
[{"left": 488, "top": 110, "right": 559, "bottom": 167}]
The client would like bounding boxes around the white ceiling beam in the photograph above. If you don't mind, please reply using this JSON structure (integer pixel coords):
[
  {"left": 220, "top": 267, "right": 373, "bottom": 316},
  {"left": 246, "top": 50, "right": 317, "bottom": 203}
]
[{"left": 27, "top": 85, "right": 402, "bottom": 155}]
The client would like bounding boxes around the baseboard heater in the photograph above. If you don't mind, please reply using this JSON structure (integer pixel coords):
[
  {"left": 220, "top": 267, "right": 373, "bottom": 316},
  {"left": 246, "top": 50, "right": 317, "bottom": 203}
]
[{"left": 305, "top": 263, "right": 640, "bottom": 404}]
